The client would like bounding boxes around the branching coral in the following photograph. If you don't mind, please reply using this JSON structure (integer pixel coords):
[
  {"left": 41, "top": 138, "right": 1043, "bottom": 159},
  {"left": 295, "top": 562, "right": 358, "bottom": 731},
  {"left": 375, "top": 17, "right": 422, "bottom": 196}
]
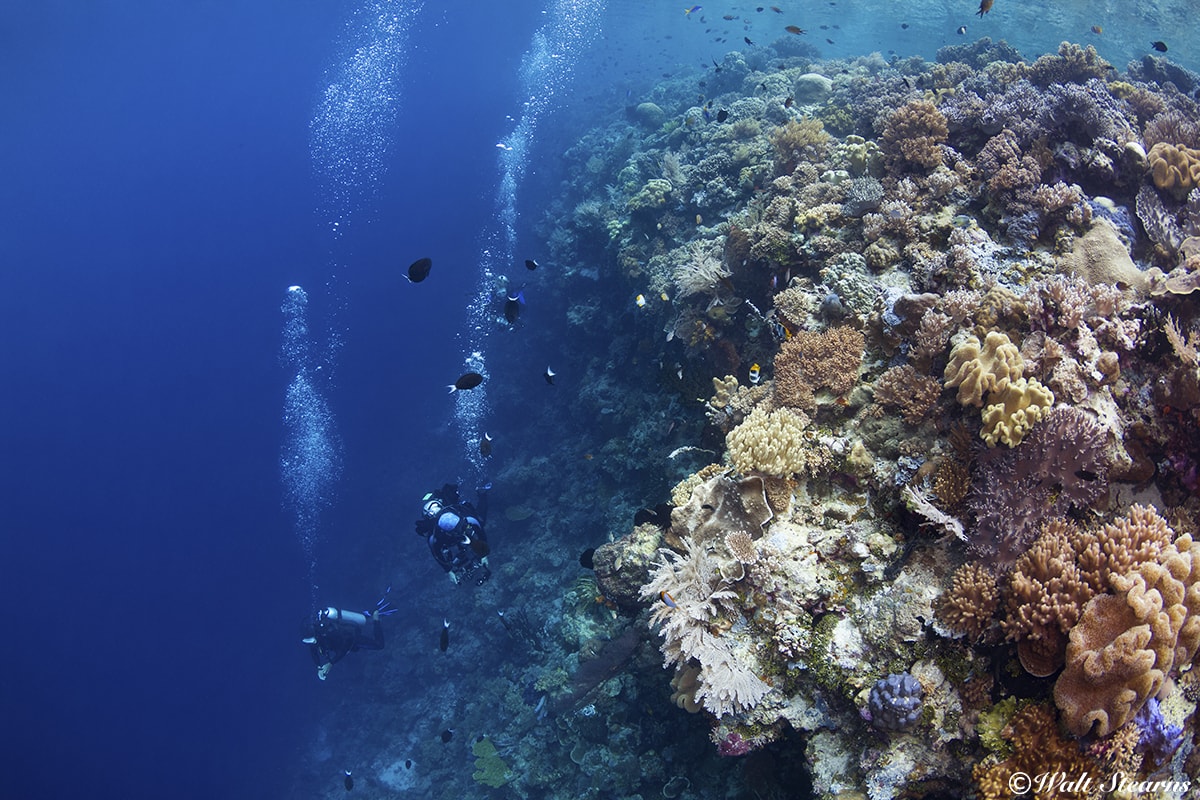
[
  {"left": 973, "top": 704, "right": 1101, "bottom": 800},
  {"left": 774, "top": 325, "right": 865, "bottom": 410},
  {"left": 770, "top": 117, "right": 830, "bottom": 175},
  {"left": 1002, "top": 519, "right": 1097, "bottom": 676},
  {"left": 873, "top": 364, "right": 942, "bottom": 425},
  {"left": 938, "top": 563, "right": 999, "bottom": 641},
  {"left": 880, "top": 99, "right": 949, "bottom": 171},
  {"left": 726, "top": 406, "right": 828, "bottom": 478}
]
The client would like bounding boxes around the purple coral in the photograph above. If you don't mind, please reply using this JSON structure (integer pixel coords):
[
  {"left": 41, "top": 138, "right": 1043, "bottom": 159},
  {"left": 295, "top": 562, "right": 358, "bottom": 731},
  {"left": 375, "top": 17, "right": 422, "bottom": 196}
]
[
  {"left": 868, "top": 672, "right": 924, "bottom": 732},
  {"left": 1133, "top": 697, "right": 1185, "bottom": 770},
  {"left": 716, "top": 731, "right": 753, "bottom": 757},
  {"left": 968, "top": 407, "right": 1109, "bottom": 569}
]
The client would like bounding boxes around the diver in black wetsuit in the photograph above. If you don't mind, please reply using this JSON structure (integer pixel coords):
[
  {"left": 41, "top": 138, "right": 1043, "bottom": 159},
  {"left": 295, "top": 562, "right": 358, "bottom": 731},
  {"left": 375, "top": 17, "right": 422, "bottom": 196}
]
[
  {"left": 415, "top": 483, "right": 491, "bottom": 585},
  {"left": 302, "top": 593, "right": 395, "bottom": 680}
]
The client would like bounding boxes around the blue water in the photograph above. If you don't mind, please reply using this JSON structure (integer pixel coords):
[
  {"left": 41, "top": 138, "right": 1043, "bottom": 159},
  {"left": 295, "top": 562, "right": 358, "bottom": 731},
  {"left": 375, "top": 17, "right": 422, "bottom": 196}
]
[{"left": 2, "top": 1, "right": 1198, "bottom": 798}]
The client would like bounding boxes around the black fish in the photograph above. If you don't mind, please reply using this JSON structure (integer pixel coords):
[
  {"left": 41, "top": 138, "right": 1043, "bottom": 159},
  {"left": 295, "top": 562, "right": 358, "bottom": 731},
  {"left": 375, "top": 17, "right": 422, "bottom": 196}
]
[
  {"left": 901, "top": 22, "right": 909, "bottom": 28},
  {"left": 633, "top": 502, "right": 674, "bottom": 530},
  {"left": 524, "top": 259, "right": 539, "bottom": 270},
  {"left": 480, "top": 432, "right": 493, "bottom": 457},
  {"left": 504, "top": 294, "right": 522, "bottom": 323},
  {"left": 440, "top": 729, "right": 454, "bottom": 743},
  {"left": 405, "top": 760, "right": 413, "bottom": 770},
  {"left": 1152, "top": 40, "right": 1168, "bottom": 52},
  {"left": 344, "top": 771, "right": 354, "bottom": 791},
  {"left": 449, "top": 372, "right": 484, "bottom": 393},
  {"left": 956, "top": 25, "right": 967, "bottom": 35},
  {"left": 716, "top": 109, "right": 729, "bottom": 123},
  {"left": 544, "top": 366, "right": 556, "bottom": 385},
  {"left": 406, "top": 257, "right": 433, "bottom": 283},
  {"left": 579, "top": 547, "right": 596, "bottom": 569},
  {"left": 439, "top": 619, "right": 449, "bottom": 652},
  {"left": 744, "top": 36, "right": 754, "bottom": 45}
]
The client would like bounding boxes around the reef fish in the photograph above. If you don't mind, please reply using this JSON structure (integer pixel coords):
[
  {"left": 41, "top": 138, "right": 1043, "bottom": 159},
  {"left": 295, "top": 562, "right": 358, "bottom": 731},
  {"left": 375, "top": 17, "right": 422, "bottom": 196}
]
[
  {"left": 344, "top": 771, "right": 353, "bottom": 791},
  {"left": 684, "top": 5, "right": 701, "bottom": 15},
  {"left": 748, "top": 363, "right": 762, "bottom": 384},
  {"left": 956, "top": 25, "right": 967, "bottom": 34},
  {"left": 579, "top": 547, "right": 596, "bottom": 569},
  {"left": 406, "top": 257, "right": 433, "bottom": 283},
  {"left": 439, "top": 619, "right": 450, "bottom": 652},
  {"left": 504, "top": 291, "right": 524, "bottom": 324},
  {"left": 976, "top": 0, "right": 993, "bottom": 15},
  {"left": 479, "top": 432, "right": 493, "bottom": 457},
  {"left": 440, "top": 729, "right": 454, "bottom": 743},
  {"left": 636, "top": 293, "right": 646, "bottom": 308},
  {"left": 785, "top": 25, "right": 806, "bottom": 34},
  {"left": 1152, "top": 40, "right": 1168, "bottom": 52},
  {"left": 544, "top": 366, "right": 556, "bottom": 385},
  {"left": 524, "top": 259, "right": 539, "bottom": 271},
  {"left": 449, "top": 372, "right": 484, "bottom": 392},
  {"left": 660, "top": 591, "right": 678, "bottom": 608},
  {"left": 716, "top": 109, "right": 729, "bottom": 122}
]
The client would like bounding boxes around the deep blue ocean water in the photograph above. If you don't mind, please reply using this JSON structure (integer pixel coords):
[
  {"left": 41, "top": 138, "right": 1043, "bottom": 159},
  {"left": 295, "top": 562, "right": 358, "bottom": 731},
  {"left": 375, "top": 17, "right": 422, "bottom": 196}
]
[{"left": 3, "top": 2, "right": 1198, "bottom": 798}]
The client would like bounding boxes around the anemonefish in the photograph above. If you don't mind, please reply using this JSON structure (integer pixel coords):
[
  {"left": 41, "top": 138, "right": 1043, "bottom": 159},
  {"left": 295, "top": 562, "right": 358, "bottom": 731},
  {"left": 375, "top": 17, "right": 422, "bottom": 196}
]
[
  {"left": 660, "top": 591, "right": 679, "bottom": 608},
  {"left": 748, "top": 363, "right": 762, "bottom": 385}
]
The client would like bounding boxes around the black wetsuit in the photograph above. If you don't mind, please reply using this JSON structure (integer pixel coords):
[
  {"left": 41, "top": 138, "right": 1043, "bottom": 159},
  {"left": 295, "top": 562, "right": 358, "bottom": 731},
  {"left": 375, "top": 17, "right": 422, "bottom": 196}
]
[
  {"left": 307, "top": 611, "right": 384, "bottom": 668},
  {"left": 415, "top": 484, "right": 490, "bottom": 582}
]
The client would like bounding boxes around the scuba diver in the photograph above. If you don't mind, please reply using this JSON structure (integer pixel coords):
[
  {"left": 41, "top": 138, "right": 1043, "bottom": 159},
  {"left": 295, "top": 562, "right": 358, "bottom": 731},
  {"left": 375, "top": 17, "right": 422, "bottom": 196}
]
[
  {"left": 416, "top": 483, "right": 491, "bottom": 585},
  {"left": 302, "top": 590, "right": 396, "bottom": 680}
]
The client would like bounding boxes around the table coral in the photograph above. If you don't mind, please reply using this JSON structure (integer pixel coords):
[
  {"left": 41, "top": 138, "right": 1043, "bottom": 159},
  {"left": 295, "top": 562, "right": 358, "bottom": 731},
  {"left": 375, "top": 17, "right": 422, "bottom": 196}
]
[{"left": 1149, "top": 142, "right": 1200, "bottom": 200}]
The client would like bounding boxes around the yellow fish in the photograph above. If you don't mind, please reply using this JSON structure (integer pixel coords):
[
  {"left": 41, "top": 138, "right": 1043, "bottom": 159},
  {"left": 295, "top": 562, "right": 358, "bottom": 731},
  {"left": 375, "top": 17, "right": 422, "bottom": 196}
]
[
  {"left": 748, "top": 363, "right": 762, "bottom": 384},
  {"left": 636, "top": 294, "right": 647, "bottom": 308}
]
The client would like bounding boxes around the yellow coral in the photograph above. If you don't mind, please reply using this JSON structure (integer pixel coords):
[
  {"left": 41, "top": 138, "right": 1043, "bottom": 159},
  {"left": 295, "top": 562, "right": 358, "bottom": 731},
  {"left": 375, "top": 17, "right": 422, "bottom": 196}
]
[
  {"left": 943, "top": 331, "right": 1024, "bottom": 407},
  {"left": 980, "top": 377, "right": 1054, "bottom": 447},
  {"left": 726, "top": 406, "right": 828, "bottom": 478},
  {"left": 1148, "top": 142, "right": 1200, "bottom": 200}
]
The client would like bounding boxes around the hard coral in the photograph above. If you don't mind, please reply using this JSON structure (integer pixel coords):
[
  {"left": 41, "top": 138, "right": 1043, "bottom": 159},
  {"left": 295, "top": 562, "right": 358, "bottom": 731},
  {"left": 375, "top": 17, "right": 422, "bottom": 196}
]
[
  {"left": 867, "top": 672, "right": 924, "bottom": 732},
  {"left": 880, "top": 99, "right": 949, "bottom": 171},
  {"left": 1148, "top": 142, "right": 1200, "bottom": 200},
  {"left": 774, "top": 325, "right": 865, "bottom": 410},
  {"left": 770, "top": 117, "right": 830, "bottom": 176},
  {"left": 1023, "top": 41, "right": 1113, "bottom": 87}
]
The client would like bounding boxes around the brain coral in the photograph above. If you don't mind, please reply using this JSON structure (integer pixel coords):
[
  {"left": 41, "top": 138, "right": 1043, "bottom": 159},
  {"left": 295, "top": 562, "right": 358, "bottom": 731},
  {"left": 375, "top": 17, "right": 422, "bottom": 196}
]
[
  {"left": 1148, "top": 142, "right": 1200, "bottom": 200},
  {"left": 943, "top": 331, "right": 1024, "bottom": 407},
  {"left": 725, "top": 406, "right": 828, "bottom": 478},
  {"left": 1054, "top": 531, "right": 1200, "bottom": 737},
  {"left": 979, "top": 377, "right": 1054, "bottom": 447}
]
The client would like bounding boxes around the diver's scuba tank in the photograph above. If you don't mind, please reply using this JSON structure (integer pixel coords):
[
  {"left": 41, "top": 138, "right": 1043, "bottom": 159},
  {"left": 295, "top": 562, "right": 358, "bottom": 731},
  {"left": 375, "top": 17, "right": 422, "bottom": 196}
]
[{"left": 323, "top": 607, "right": 369, "bottom": 627}]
